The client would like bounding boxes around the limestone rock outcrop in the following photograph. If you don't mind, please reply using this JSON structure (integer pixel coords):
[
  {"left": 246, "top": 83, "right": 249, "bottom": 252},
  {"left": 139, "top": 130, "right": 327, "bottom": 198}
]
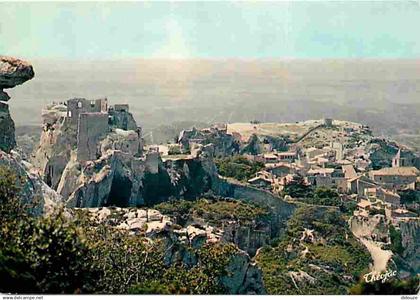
[
  {"left": 32, "top": 98, "right": 143, "bottom": 192},
  {"left": 33, "top": 97, "right": 226, "bottom": 208},
  {"left": 0, "top": 102, "right": 16, "bottom": 152},
  {"left": 61, "top": 148, "right": 224, "bottom": 208},
  {"left": 0, "top": 56, "right": 34, "bottom": 101},
  {"left": 0, "top": 149, "right": 62, "bottom": 215},
  {"left": 0, "top": 57, "right": 34, "bottom": 152},
  {"left": 178, "top": 126, "right": 240, "bottom": 157},
  {"left": 0, "top": 56, "right": 62, "bottom": 214}
]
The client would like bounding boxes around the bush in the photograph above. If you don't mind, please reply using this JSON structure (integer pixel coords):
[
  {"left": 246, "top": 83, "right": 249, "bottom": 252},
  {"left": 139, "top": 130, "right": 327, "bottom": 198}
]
[
  {"left": 215, "top": 155, "right": 264, "bottom": 182},
  {"left": 256, "top": 205, "right": 372, "bottom": 295},
  {"left": 0, "top": 165, "right": 96, "bottom": 293}
]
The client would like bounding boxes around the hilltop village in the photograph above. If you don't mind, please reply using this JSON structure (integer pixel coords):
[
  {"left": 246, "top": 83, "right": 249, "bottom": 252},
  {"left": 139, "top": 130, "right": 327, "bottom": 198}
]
[
  {"left": 29, "top": 95, "right": 419, "bottom": 275},
  {"left": 1, "top": 56, "right": 419, "bottom": 294}
]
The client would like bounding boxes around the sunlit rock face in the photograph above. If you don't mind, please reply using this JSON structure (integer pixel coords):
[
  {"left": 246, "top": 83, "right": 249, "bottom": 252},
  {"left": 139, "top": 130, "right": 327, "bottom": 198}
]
[
  {"left": 0, "top": 56, "right": 35, "bottom": 102},
  {"left": 0, "top": 150, "right": 63, "bottom": 216}
]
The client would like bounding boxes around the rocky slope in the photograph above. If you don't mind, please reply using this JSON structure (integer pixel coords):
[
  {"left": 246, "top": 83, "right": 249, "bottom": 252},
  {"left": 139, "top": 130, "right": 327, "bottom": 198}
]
[
  {"left": 72, "top": 205, "right": 266, "bottom": 294},
  {"left": 256, "top": 205, "right": 372, "bottom": 295}
]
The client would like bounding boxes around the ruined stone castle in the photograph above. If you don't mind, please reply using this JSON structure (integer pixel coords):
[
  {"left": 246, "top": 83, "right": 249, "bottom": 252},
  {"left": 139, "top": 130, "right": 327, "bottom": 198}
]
[{"left": 33, "top": 97, "right": 223, "bottom": 208}]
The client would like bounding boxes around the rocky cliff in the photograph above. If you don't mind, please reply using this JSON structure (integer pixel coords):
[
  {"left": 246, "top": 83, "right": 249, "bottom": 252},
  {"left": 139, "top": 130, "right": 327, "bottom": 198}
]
[
  {"left": 0, "top": 56, "right": 61, "bottom": 214},
  {"left": 397, "top": 219, "right": 420, "bottom": 275},
  {"left": 32, "top": 97, "right": 229, "bottom": 208},
  {"left": 227, "top": 182, "right": 297, "bottom": 239},
  {"left": 0, "top": 56, "right": 34, "bottom": 152},
  {"left": 349, "top": 215, "right": 393, "bottom": 273},
  {"left": 61, "top": 148, "right": 226, "bottom": 208}
]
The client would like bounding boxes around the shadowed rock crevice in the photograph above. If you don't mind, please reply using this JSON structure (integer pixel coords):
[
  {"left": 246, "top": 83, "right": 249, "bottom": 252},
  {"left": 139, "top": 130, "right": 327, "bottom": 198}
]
[{"left": 106, "top": 174, "right": 133, "bottom": 207}]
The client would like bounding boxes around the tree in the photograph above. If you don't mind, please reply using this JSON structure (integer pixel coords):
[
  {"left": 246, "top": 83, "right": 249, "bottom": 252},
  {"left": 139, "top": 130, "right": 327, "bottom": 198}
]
[{"left": 283, "top": 175, "right": 313, "bottom": 199}]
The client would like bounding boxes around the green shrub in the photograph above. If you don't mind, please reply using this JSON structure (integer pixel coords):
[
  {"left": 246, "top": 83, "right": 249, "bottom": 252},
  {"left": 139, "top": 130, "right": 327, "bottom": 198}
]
[
  {"left": 389, "top": 225, "right": 404, "bottom": 255},
  {"left": 215, "top": 155, "right": 265, "bottom": 182}
]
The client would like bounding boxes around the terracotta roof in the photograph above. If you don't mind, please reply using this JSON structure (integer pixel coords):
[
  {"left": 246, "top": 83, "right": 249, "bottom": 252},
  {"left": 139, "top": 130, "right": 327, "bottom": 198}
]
[
  {"left": 342, "top": 165, "right": 357, "bottom": 179},
  {"left": 265, "top": 162, "right": 293, "bottom": 169},
  {"left": 358, "top": 199, "right": 371, "bottom": 208},
  {"left": 307, "top": 168, "right": 334, "bottom": 175},
  {"left": 371, "top": 167, "right": 419, "bottom": 177},
  {"left": 277, "top": 151, "right": 297, "bottom": 156}
]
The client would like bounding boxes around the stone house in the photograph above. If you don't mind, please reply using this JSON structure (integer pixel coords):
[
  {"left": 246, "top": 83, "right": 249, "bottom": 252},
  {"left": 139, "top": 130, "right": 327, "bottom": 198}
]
[
  {"left": 265, "top": 162, "right": 295, "bottom": 177},
  {"left": 347, "top": 175, "right": 377, "bottom": 196},
  {"left": 365, "top": 187, "right": 401, "bottom": 208},
  {"left": 263, "top": 153, "right": 278, "bottom": 163},
  {"left": 306, "top": 167, "right": 346, "bottom": 191},
  {"left": 370, "top": 166, "right": 419, "bottom": 190},
  {"left": 276, "top": 151, "right": 297, "bottom": 162}
]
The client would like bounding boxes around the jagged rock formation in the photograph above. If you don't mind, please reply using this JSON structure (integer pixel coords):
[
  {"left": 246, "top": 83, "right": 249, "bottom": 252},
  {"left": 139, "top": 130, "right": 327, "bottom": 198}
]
[
  {"left": 34, "top": 98, "right": 227, "bottom": 208},
  {"left": 0, "top": 56, "right": 62, "bottom": 214},
  {"left": 240, "top": 133, "right": 288, "bottom": 155},
  {"left": 0, "top": 56, "right": 34, "bottom": 152},
  {"left": 33, "top": 98, "right": 141, "bottom": 190},
  {"left": 61, "top": 148, "right": 226, "bottom": 208},
  {"left": 178, "top": 125, "right": 240, "bottom": 157}
]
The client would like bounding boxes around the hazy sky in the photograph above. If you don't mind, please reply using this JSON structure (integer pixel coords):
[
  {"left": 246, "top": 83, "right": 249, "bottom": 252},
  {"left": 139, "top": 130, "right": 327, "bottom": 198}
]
[{"left": 1, "top": 1, "right": 419, "bottom": 59}]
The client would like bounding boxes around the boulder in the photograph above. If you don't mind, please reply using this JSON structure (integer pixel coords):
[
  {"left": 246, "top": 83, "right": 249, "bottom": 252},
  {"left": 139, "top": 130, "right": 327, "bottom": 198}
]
[
  {"left": 0, "top": 56, "right": 34, "bottom": 93},
  {"left": 0, "top": 57, "right": 34, "bottom": 153}
]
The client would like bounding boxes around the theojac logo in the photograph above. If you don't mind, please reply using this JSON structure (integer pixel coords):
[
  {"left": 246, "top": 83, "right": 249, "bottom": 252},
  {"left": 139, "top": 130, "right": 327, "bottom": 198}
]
[{"left": 363, "top": 269, "right": 397, "bottom": 283}]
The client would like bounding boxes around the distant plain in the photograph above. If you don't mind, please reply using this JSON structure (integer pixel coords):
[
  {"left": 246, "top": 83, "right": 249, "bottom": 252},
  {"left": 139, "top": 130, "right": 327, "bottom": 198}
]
[{"left": 9, "top": 58, "right": 420, "bottom": 151}]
